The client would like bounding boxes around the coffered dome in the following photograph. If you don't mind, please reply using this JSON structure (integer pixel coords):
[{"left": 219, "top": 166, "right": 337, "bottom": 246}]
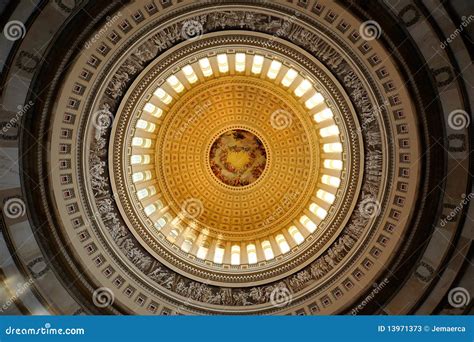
[
  {"left": 107, "top": 39, "right": 362, "bottom": 287},
  {"left": 0, "top": 0, "right": 472, "bottom": 316}
]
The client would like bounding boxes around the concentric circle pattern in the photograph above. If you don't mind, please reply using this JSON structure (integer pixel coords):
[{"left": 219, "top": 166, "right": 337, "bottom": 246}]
[
  {"left": 2, "top": 0, "right": 471, "bottom": 316},
  {"left": 108, "top": 39, "right": 361, "bottom": 286}
]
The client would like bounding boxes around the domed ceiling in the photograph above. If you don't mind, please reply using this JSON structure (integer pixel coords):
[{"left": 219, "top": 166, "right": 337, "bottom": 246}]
[{"left": 0, "top": 0, "right": 472, "bottom": 315}]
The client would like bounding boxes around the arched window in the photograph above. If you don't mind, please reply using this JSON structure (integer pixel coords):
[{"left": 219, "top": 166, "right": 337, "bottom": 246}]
[
  {"left": 166, "top": 75, "right": 184, "bottom": 93},
  {"left": 132, "top": 171, "right": 151, "bottom": 183},
  {"left": 300, "top": 215, "right": 317, "bottom": 233},
  {"left": 235, "top": 53, "right": 246, "bottom": 72},
  {"left": 275, "top": 234, "right": 290, "bottom": 254},
  {"left": 136, "top": 119, "right": 156, "bottom": 133},
  {"left": 323, "top": 159, "right": 343, "bottom": 170},
  {"left": 132, "top": 137, "right": 152, "bottom": 148},
  {"left": 261, "top": 240, "right": 274, "bottom": 260},
  {"left": 169, "top": 227, "right": 181, "bottom": 241},
  {"left": 217, "top": 54, "right": 229, "bottom": 73},
  {"left": 214, "top": 245, "right": 225, "bottom": 264},
  {"left": 181, "top": 238, "right": 193, "bottom": 253},
  {"left": 321, "top": 175, "right": 341, "bottom": 187},
  {"left": 317, "top": 189, "right": 336, "bottom": 204},
  {"left": 196, "top": 245, "right": 209, "bottom": 260},
  {"left": 251, "top": 55, "right": 264, "bottom": 74},
  {"left": 198, "top": 58, "right": 213, "bottom": 77},
  {"left": 155, "top": 217, "right": 167, "bottom": 230},
  {"left": 313, "top": 108, "right": 333, "bottom": 123},
  {"left": 153, "top": 88, "right": 172, "bottom": 104},
  {"left": 144, "top": 203, "right": 156, "bottom": 216},
  {"left": 143, "top": 103, "right": 163, "bottom": 118},
  {"left": 231, "top": 245, "right": 240, "bottom": 265},
  {"left": 289, "top": 226, "right": 304, "bottom": 244},
  {"left": 247, "top": 244, "right": 257, "bottom": 264},
  {"left": 309, "top": 203, "right": 328, "bottom": 220},
  {"left": 182, "top": 65, "right": 198, "bottom": 83}
]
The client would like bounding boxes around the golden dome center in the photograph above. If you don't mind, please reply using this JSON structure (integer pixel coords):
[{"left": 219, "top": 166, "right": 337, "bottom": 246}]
[{"left": 209, "top": 129, "right": 267, "bottom": 187}]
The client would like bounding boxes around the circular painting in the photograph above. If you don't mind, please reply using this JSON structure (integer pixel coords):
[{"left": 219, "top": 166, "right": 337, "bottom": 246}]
[{"left": 209, "top": 129, "right": 267, "bottom": 187}]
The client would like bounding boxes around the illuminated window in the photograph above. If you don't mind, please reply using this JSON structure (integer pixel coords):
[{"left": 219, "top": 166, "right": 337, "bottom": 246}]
[
  {"left": 132, "top": 137, "right": 152, "bottom": 148},
  {"left": 294, "top": 79, "right": 312, "bottom": 97},
  {"left": 281, "top": 68, "right": 298, "bottom": 87},
  {"left": 323, "top": 143, "right": 343, "bottom": 153},
  {"left": 319, "top": 125, "right": 340, "bottom": 138},
  {"left": 144, "top": 203, "right": 156, "bottom": 216},
  {"left": 309, "top": 203, "right": 328, "bottom": 219},
  {"left": 214, "top": 246, "right": 225, "bottom": 264},
  {"left": 300, "top": 215, "right": 317, "bottom": 233},
  {"left": 145, "top": 201, "right": 160, "bottom": 214},
  {"left": 153, "top": 88, "right": 172, "bottom": 104},
  {"left": 235, "top": 53, "right": 246, "bottom": 72},
  {"left": 132, "top": 170, "right": 151, "bottom": 183},
  {"left": 182, "top": 65, "right": 198, "bottom": 83},
  {"left": 131, "top": 154, "right": 152, "bottom": 165},
  {"left": 166, "top": 75, "right": 184, "bottom": 93},
  {"left": 305, "top": 93, "right": 324, "bottom": 109},
  {"left": 251, "top": 55, "right": 264, "bottom": 74},
  {"left": 267, "top": 60, "right": 282, "bottom": 79},
  {"left": 155, "top": 199, "right": 163, "bottom": 210},
  {"left": 143, "top": 103, "right": 163, "bottom": 118},
  {"left": 313, "top": 108, "right": 333, "bottom": 123},
  {"left": 132, "top": 173, "right": 144, "bottom": 183},
  {"left": 136, "top": 119, "right": 156, "bottom": 133},
  {"left": 199, "top": 58, "right": 213, "bottom": 77},
  {"left": 275, "top": 234, "right": 290, "bottom": 254},
  {"left": 247, "top": 244, "right": 257, "bottom": 264},
  {"left": 288, "top": 226, "right": 304, "bottom": 245},
  {"left": 322, "top": 175, "right": 341, "bottom": 188},
  {"left": 155, "top": 217, "right": 167, "bottom": 229},
  {"left": 289, "top": 226, "right": 304, "bottom": 244},
  {"left": 217, "top": 54, "right": 229, "bottom": 73},
  {"left": 231, "top": 245, "right": 241, "bottom": 265},
  {"left": 196, "top": 245, "right": 209, "bottom": 259},
  {"left": 317, "top": 189, "right": 336, "bottom": 204},
  {"left": 136, "top": 188, "right": 149, "bottom": 200},
  {"left": 169, "top": 228, "right": 180, "bottom": 240},
  {"left": 261, "top": 240, "right": 274, "bottom": 260},
  {"left": 181, "top": 238, "right": 193, "bottom": 253},
  {"left": 323, "top": 159, "right": 343, "bottom": 170}
]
